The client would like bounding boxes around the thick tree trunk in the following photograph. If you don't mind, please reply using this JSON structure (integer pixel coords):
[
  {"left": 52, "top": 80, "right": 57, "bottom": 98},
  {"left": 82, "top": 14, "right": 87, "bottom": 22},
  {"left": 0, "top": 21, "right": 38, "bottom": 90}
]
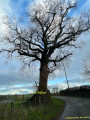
[
  {"left": 29, "top": 62, "right": 51, "bottom": 105},
  {"left": 38, "top": 63, "right": 49, "bottom": 91}
]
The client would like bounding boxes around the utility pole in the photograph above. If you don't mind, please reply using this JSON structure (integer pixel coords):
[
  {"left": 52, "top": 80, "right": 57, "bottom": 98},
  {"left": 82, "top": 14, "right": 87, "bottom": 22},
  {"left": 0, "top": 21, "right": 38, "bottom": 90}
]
[{"left": 63, "top": 63, "right": 69, "bottom": 89}]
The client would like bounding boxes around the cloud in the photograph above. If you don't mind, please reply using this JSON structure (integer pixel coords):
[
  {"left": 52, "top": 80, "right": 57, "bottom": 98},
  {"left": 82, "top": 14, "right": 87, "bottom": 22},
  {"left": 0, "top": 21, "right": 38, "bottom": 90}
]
[
  {"left": 0, "top": 87, "right": 30, "bottom": 95},
  {"left": 10, "top": 89, "right": 29, "bottom": 95},
  {"left": 0, "top": 0, "right": 31, "bottom": 35},
  {"left": 0, "top": 0, "right": 11, "bottom": 13},
  {"left": 0, "top": 0, "right": 12, "bottom": 35},
  {"left": 0, "top": 65, "right": 39, "bottom": 87},
  {"left": 0, "top": 10, "right": 7, "bottom": 35},
  {"left": 48, "top": 82, "right": 82, "bottom": 91},
  {"left": 0, "top": 83, "right": 34, "bottom": 95}
]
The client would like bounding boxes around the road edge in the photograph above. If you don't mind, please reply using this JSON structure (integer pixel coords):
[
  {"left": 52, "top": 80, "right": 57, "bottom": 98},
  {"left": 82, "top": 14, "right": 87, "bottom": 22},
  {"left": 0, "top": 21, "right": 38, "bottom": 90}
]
[{"left": 52, "top": 97, "right": 66, "bottom": 120}]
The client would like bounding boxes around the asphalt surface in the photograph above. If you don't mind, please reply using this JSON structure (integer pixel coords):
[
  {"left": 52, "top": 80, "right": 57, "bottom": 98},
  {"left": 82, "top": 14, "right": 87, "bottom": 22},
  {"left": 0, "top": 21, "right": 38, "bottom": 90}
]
[{"left": 55, "top": 96, "right": 90, "bottom": 120}]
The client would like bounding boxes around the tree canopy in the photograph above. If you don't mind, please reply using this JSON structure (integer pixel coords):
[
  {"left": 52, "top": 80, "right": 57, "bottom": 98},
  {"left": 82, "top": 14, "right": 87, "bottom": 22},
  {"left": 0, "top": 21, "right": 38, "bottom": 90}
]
[{"left": 0, "top": 0, "right": 90, "bottom": 72}]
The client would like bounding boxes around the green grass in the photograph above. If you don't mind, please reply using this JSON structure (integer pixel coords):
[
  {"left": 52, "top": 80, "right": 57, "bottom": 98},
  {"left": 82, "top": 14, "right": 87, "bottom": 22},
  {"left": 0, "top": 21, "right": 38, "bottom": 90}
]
[{"left": 0, "top": 97, "right": 64, "bottom": 120}]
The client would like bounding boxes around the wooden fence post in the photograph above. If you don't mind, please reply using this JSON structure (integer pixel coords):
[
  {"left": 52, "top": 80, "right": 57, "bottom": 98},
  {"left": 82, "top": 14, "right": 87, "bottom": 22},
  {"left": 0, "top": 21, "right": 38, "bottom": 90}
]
[
  {"left": 29, "top": 100, "right": 30, "bottom": 106},
  {"left": 11, "top": 102, "right": 14, "bottom": 113},
  {"left": 23, "top": 94, "right": 24, "bottom": 100}
]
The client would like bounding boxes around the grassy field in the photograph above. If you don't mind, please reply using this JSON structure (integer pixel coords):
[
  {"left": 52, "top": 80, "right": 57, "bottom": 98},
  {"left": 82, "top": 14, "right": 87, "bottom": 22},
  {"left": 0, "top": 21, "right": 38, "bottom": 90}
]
[
  {"left": 0, "top": 94, "right": 32, "bottom": 101},
  {"left": 0, "top": 97, "right": 64, "bottom": 120}
]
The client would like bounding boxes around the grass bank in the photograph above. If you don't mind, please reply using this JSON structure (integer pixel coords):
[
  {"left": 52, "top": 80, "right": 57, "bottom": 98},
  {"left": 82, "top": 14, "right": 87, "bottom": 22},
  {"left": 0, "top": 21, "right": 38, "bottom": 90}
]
[{"left": 0, "top": 97, "right": 64, "bottom": 120}]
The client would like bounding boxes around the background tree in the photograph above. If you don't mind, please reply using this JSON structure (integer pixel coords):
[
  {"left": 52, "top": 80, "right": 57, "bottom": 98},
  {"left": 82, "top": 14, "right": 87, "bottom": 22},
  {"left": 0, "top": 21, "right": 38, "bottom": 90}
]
[
  {"left": 83, "top": 51, "right": 90, "bottom": 80},
  {"left": 52, "top": 87, "right": 59, "bottom": 94},
  {"left": 0, "top": 0, "right": 90, "bottom": 104},
  {"left": 32, "top": 81, "right": 39, "bottom": 93}
]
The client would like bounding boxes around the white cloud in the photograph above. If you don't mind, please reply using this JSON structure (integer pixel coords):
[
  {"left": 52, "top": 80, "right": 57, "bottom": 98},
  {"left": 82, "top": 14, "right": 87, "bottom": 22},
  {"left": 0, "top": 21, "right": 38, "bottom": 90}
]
[
  {"left": 0, "top": 0, "right": 11, "bottom": 13},
  {"left": 0, "top": 84, "right": 34, "bottom": 95},
  {"left": 48, "top": 82, "right": 82, "bottom": 91},
  {"left": 0, "top": 0, "right": 11, "bottom": 35},
  {"left": 0, "top": 10, "right": 6, "bottom": 35},
  {"left": 10, "top": 89, "right": 29, "bottom": 95},
  {"left": 70, "top": 0, "right": 77, "bottom": 5}
]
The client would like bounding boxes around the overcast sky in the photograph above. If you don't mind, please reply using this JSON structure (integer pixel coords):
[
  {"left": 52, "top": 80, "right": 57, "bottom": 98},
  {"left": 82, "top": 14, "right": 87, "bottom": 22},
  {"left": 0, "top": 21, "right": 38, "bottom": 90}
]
[{"left": 0, "top": 0, "right": 90, "bottom": 95}]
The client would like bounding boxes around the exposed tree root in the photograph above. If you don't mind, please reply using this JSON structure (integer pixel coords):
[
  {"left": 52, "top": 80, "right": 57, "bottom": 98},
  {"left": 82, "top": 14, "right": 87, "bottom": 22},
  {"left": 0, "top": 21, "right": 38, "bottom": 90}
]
[{"left": 26, "top": 90, "right": 51, "bottom": 106}]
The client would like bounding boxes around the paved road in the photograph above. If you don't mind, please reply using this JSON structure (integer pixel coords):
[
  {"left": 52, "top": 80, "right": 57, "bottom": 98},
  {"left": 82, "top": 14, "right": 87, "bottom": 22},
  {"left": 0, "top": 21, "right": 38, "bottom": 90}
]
[{"left": 55, "top": 96, "right": 90, "bottom": 120}]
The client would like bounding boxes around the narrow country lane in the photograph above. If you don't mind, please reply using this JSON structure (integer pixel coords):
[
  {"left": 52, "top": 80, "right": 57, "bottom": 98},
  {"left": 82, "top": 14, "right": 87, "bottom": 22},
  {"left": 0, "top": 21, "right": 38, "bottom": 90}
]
[{"left": 55, "top": 96, "right": 90, "bottom": 120}]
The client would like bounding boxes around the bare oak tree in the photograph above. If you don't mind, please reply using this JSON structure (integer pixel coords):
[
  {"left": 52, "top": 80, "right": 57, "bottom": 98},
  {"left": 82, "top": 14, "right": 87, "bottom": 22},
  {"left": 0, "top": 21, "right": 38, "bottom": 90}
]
[{"left": 0, "top": 0, "right": 90, "bottom": 104}]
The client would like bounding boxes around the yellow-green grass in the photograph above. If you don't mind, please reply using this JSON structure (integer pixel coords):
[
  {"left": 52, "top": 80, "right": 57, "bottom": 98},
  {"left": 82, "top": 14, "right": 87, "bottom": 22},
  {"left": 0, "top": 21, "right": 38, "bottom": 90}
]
[{"left": 0, "top": 97, "right": 64, "bottom": 120}]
